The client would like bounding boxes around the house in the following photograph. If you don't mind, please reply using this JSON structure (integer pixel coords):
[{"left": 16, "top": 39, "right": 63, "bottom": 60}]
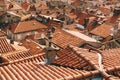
[
  {"left": 1, "top": 45, "right": 120, "bottom": 80},
  {"left": 21, "top": 39, "right": 45, "bottom": 54},
  {"left": 6, "top": 1, "right": 23, "bottom": 11},
  {"left": 7, "top": 20, "right": 47, "bottom": 41},
  {"left": 0, "top": 11, "right": 32, "bottom": 24},
  {"left": 0, "top": 37, "right": 45, "bottom": 64},
  {"left": 0, "top": 1, "right": 32, "bottom": 24},
  {"left": 90, "top": 23, "right": 117, "bottom": 41},
  {"left": 21, "top": 2, "right": 48, "bottom": 14}
]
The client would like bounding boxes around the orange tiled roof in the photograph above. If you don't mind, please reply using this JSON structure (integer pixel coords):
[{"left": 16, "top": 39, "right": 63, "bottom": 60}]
[
  {"left": 0, "top": 0, "right": 5, "bottom": 5},
  {"left": 71, "top": 0, "right": 81, "bottom": 7},
  {"left": 52, "top": 29, "right": 84, "bottom": 48},
  {"left": 90, "top": 23, "right": 114, "bottom": 38},
  {"left": 0, "top": 62, "right": 98, "bottom": 80},
  {"left": 78, "top": 12, "right": 97, "bottom": 25},
  {"left": 40, "top": 3, "right": 48, "bottom": 10},
  {"left": 10, "top": 53, "right": 46, "bottom": 64},
  {"left": 1, "top": 50, "right": 46, "bottom": 64},
  {"left": 21, "top": 39, "right": 45, "bottom": 54},
  {"left": 109, "top": 15, "right": 120, "bottom": 23},
  {"left": 1, "top": 44, "right": 120, "bottom": 79},
  {"left": 21, "top": 2, "right": 30, "bottom": 11},
  {"left": 99, "top": 7, "right": 111, "bottom": 15},
  {"left": 0, "top": 38, "right": 15, "bottom": 54},
  {"left": 52, "top": 45, "right": 99, "bottom": 70},
  {"left": 53, "top": 45, "right": 120, "bottom": 79},
  {"left": 102, "top": 48, "right": 120, "bottom": 69},
  {"left": 0, "top": 30, "right": 6, "bottom": 37},
  {"left": 3, "top": 50, "right": 32, "bottom": 62},
  {"left": 11, "top": 20, "right": 47, "bottom": 34},
  {"left": 6, "top": 2, "right": 22, "bottom": 11}
]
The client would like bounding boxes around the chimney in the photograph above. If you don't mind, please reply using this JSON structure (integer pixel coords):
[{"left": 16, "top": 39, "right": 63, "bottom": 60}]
[
  {"left": 83, "top": 18, "right": 89, "bottom": 28},
  {"left": 92, "top": 18, "right": 98, "bottom": 27},
  {"left": 45, "top": 28, "right": 57, "bottom": 64},
  {"left": 113, "top": 7, "right": 120, "bottom": 16},
  {"left": 39, "top": 33, "right": 46, "bottom": 45},
  {"left": 10, "top": 39, "right": 14, "bottom": 44}
]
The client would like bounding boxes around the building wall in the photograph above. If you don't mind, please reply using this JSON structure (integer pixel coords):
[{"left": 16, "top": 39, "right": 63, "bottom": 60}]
[
  {"left": 2, "top": 13, "right": 21, "bottom": 23},
  {"left": 12, "top": 30, "right": 38, "bottom": 41}
]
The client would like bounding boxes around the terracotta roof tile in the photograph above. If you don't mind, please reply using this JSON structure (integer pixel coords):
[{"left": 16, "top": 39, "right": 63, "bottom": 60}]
[
  {"left": 40, "top": 4, "right": 48, "bottom": 10},
  {"left": 3, "top": 50, "right": 32, "bottom": 62},
  {"left": 109, "top": 15, "right": 120, "bottom": 23},
  {"left": 0, "top": 52, "right": 46, "bottom": 65},
  {"left": 102, "top": 48, "right": 120, "bottom": 69},
  {"left": 52, "top": 29, "right": 84, "bottom": 48},
  {"left": 99, "top": 7, "right": 111, "bottom": 15},
  {"left": 21, "top": 39, "right": 45, "bottom": 54},
  {"left": 21, "top": 2, "right": 30, "bottom": 11},
  {"left": 0, "top": 38, "right": 15, "bottom": 54},
  {"left": 0, "top": 0, "right": 5, "bottom": 5},
  {"left": 78, "top": 12, "right": 97, "bottom": 25},
  {"left": 90, "top": 23, "right": 114, "bottom": 38},
  {"left": 52, "top": 46, "right": 99, "bottom": 70},
  {"left": 0, "top": 30, "right": 6, "bottom": 37},
  {"left": 0, "top": 62, "right": 98, "bottom": 80},
  {"left": 11, "top": 20, "right": 47, "bottom": 33},
  {"left": 12, "top": 53, "right": 46, "bottom": 64}
]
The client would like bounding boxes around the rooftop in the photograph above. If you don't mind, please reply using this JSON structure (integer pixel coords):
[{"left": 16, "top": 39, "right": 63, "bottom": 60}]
[
  {"left": 90, "top": 23, "right": 115, "bottom": 38},
  {"left": 52, "top": 29, "right": 84, "bottom": 48},
  {"left": 10, "top": 20, "right": 47, "bottom": 34}
]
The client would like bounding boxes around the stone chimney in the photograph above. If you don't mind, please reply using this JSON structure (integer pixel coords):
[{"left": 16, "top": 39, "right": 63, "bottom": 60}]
[{"left": 45, "top": 28, "right": 57, "bottom": 64}]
